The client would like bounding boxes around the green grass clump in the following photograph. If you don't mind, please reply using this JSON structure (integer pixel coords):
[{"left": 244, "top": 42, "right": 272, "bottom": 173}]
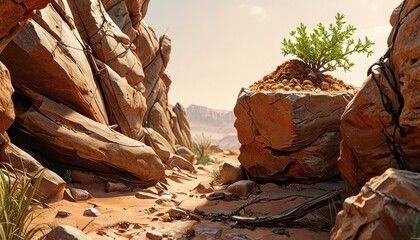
[
  {"left": 209, "top": 167, "right": 221, "bottom": 185},
  {"left": 0, "top": 167, "right": 45, "bottom": 240},
  {"left": 193, "top": 133, "right": 212, "bottom": 165}
]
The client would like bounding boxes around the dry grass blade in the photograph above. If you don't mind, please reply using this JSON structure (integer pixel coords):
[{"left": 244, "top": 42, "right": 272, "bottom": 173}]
[{"left": 0, "top": 166, "right": 46, "bottom": 240}]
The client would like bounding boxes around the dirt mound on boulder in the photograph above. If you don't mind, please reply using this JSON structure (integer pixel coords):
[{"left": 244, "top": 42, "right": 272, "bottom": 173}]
[{"left": 249, "top": 59, "right": 355, "bottom": 92}]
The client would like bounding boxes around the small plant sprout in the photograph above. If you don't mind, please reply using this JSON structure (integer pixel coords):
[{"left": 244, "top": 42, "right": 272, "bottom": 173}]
[{"left": 281, "top": 13, "right": 374, "bottom": 76}]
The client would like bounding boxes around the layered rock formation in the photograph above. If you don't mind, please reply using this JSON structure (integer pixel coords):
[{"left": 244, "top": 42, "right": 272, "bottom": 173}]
[
  {"left": 338, "top": 0, "right": 420, "bottom": 193},
  {"left": 234, "top": 88, "right": 353, "bottom": 181},
  {"left": 0, "top": 0, "right": 66, "bottom": 201},
  {"left": 0, "top": 0, "right": 193, "bottom": 199},
  {"left": 331, "top": 168, "right": 420, "bottom": 240}
]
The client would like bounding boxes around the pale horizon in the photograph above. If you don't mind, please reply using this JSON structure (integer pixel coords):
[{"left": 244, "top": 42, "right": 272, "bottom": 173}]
[{"left": 146, "top": 0, "right": 401, "bottom": 111}]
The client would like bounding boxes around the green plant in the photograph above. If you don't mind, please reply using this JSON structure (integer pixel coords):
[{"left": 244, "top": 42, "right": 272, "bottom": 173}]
[
  {"left": 209, "top": 167, "right": 221, "bottom": 185},
  {"left": 0, "top": 167, "right": 46, "bottom": 240},
  {"left": 281, "top": 13, "right": 374, "bottom": 75},
  {"left": 193, "top": 133, "right": 212, "bottom": 165}
]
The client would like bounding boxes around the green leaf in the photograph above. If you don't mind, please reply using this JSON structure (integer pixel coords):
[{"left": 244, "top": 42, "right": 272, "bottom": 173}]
[{"left": 280, "top": 12, "right": 374, "bottom": 75}]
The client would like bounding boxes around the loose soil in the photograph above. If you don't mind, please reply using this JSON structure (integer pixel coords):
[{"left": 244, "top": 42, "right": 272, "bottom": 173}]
[{"left": 249, "top": 59, "right": 356, "bottom": 93}]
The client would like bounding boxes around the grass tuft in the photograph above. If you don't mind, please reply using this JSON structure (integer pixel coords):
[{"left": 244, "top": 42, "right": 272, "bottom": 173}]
[
  {"left": 193, "top": 133, "right": 212, "bottom": 165},
  {"left": 0, "top": 166, "right": 46, "bottom": 240}
]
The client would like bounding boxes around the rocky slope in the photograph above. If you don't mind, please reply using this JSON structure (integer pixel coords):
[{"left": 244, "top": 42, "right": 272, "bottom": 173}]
[{"left": 0, "top": 0, "right": 194, "bottom": 200}]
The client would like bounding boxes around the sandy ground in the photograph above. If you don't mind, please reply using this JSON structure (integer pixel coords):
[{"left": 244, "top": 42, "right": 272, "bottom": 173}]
[{"left": 34, "top": 153, "right": 340, "bottom": 239}]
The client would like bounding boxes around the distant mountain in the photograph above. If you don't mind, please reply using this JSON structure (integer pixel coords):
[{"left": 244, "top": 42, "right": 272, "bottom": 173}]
[{"left": 186, "top": 104, "right": 240, "bottom": 150}]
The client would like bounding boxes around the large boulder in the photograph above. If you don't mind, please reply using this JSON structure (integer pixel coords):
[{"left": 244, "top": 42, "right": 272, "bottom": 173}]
[
  {"left": 234, "top": 88, "right": 353, "bottom": 181},
  {"left": 10, "top": 92, "right": 164, "bottom": 185},
  {"left": 338, "top": 0, "right": 420, "bottom": 193},
  {"left": 0, "top": 134, "right": 66, "bottom": 201},
  {"left": 0, "top": 3, "right": 109, "bottom": 124},
  {"left": 0, "top": 0, "right": 51, "bottom": 53},
  {"left": 331, "top": 168, "right": 420, "bottom": 240}
]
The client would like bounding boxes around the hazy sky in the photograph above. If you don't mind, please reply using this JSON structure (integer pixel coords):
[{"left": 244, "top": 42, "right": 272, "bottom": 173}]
[{"left": 146, "top": 0, "right": 401, "bottom": 110}]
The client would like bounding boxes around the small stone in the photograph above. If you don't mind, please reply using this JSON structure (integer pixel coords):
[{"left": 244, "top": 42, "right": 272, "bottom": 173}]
[
  {"left": 193, "top": 226, "right": 222, "bottom": 239},
  {"left": 69, "top": 188, "right": 92, "bottom": 201},
  {"left": 320, "top": 81, "right": 330, "bottom": 90},
  {"left": 135, "top": 191, "right": 158, "bottom": 200},
  {"left": 220, "top": 162, "right": 246, "bottom": 185},
  {"left": 105, "top": 182, "right": 130, "bottom": 192},
  {"left": 195, "top": 181, "right": 213, "bottom": 194},
  {"left": 55, "top": 211, "right": 70, "bottom": 218},
  {"left": 303, "top": 84, "right": 313, "bottom": 91},
  {"left": 276, "top": 83, "right": 284, "bottom": 89},
  {"left": 303, "top": 79, "right": 314, "bottom": 86},
  {"left": 281, "top": 79, "right": 289, "bottom": 86},
  {"left": 206, "top": 191, "right": 225, "bottom": 201},
  {"left": 223, "top": 192, "right": 234, "bottom": 201},
  {"left": 332, "top": 84, "right": 341, "bottom": 91},
  {"left": 227, "top": 180, "right": 260, "bottom": 198},
  {"left": 83, "top": 208, "right": 100, "bottom": 217},
  {"left": 146, "top": 230, "right": 163, "bottom": 240},
  {"left": 294, "top": 86, "right": 302, "bottom": 91},
  {"left": 290, "top": 78, "right": 300, "bottom": 85},
  {"left": 44, "top": 225, "right": 92, "bottom": 240},
  {"left": 167, "top": 208, "right": 188, "bottom": 219},
  {"left": 315, "top": 88, "right": 321, "bottom": 93}
]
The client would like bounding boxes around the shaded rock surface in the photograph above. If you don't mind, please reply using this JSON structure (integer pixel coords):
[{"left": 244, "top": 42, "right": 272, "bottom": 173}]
[
  {"left": 234, "top": 88, "right": 352, "bottom": 181},
  {"left": 331, "top": 168, "right": 420, "bottom": 240},
  {"left": 338, "top": 0, "right": 420, "bottom": 193}
]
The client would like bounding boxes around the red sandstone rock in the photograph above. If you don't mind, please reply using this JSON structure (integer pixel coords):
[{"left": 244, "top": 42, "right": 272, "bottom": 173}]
[
  {"left": 338, "top": 0, "right": 420, "bottom": 193},
  {"left": 234, "top": 89, "right": 352, "bottom": 181},
  {"left": 331, "top": 168, "right": 420, "bottom": 240}
]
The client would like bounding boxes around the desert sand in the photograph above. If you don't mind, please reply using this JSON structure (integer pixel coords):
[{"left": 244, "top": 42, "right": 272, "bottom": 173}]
[{"left": 33, "top": 152, "right": 340, "bottom": 240}]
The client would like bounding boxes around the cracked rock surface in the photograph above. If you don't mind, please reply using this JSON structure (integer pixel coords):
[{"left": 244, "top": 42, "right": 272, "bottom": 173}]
[{"left": 234, "top": 88, "right": 353, "bottom": 181}]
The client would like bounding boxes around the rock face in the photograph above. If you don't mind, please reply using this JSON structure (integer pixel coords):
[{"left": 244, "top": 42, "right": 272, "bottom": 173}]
[
  {"left": 234, "top": 89, "right": 353, "bottom": 181},
  {"left": 1, "top": 3, "right": 109, "bottom": 124},
  {"left": 0, "top": 0, "right": 51, "bottom": 53},
  {"left": 331, "top": 168, "right": 420, "bottom": 240},
  {"left": 338, "top": 0, "right": 420, "bottom": 193},
  {"left": 0, "top": 0, "right": 194, "bottom": 197},
  {"left": 0, "top": 5, "right": 66, "bottom": 201},
  {"left": 11, "top": 93, "right": 164, "bottom": 183}
]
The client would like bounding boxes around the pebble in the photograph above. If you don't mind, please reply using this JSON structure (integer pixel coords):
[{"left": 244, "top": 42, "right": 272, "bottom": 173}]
[
  {"left": 146, "top": 230, "right": 163, "bottom": 240},
  {"left": 55, "top": 211, "right": 70, "bottom": 218},
  {"left": 105, "top": 182, "right": 130, "bottom": 192},
  {"left": 302, "top": 79, "right": 314, "bottom": 86},
  {"left": 320, "top": 81, "right": 330, "bottom": 90},
  {"left": 195, "top": 181, "right": 213, "bottom": 194},
  {"left": 283, "top": 85, "right": 291, "bottom": 91},
  {"left": 69, "top": 188, "right": 92, "bottom": 201},
  {"left": 83, "top": 208, "right": 100, "bottom": 217},
  {"left": 135, "top": 191, "right": 158, "bottom": 200},
  {"left": 167, "top": 208, "right": 188, "bottom": 219},
  {"left": 281, "top": 79, "right": 289, "bottom": 86}
]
